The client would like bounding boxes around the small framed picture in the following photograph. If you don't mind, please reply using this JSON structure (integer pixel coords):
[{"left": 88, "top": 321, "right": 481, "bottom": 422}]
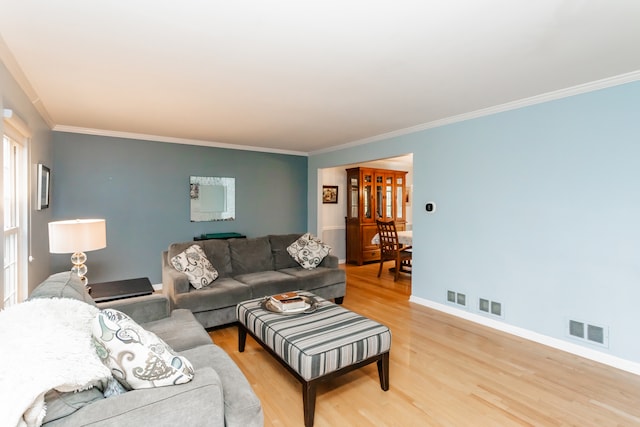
[
  {"left": 322, "top": 185, "right": 338, "bottom": 204},
  {"left": 37, "top": 164, "right": 50, "bottom": 210}
]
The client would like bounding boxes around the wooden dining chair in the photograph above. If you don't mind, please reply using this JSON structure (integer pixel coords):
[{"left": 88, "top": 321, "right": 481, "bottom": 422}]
[{"left": 376, "top": 219, "right": 412, "bottom": 281}]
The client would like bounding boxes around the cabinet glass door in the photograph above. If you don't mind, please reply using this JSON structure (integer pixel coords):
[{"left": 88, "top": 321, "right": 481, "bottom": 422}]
[
  {"left": 385, "top": 176, "right": 393, "bottom": 218},
  {"left": 375, "top": 174, "right": 384, "bottom": 219},
  {"left": 363, "top": 172, "right": 373, "bottom": 220},
  {"left": 396, "top": 175, "right": 405, "bottom": 219},
  {"left": 349, "top": 176, "right": 359, "bottom": 218}
]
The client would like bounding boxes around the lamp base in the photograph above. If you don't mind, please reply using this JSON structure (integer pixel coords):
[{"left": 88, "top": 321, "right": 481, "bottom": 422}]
[{"left": 71, "top": 251, "right": 90, "bottom": 290}]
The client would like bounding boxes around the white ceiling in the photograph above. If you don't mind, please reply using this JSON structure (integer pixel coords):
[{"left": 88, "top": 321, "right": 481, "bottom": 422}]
[{"left": 1, "top": 1, "right": 639, "bottom": 155}]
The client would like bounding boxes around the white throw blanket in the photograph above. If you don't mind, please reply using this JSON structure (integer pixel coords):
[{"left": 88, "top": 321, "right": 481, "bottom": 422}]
[{"left": 0, "top": 298, "right": 112, "bottom": 427}]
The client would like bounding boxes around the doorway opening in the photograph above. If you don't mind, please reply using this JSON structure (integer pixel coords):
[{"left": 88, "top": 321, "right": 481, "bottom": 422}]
[{"left": 318, "top": 154, "right": 413, "bottom": 289}]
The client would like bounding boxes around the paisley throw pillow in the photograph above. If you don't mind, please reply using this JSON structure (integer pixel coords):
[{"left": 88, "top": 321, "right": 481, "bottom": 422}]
[
  {"left": 92, "top": 309, "right": 194, "bottom": 390},
  {"left": 286, "top": 233, "right": 331, "bottom": 270},
  {"left": 170, "top": 244, "right": 218, "bottom": 289}
]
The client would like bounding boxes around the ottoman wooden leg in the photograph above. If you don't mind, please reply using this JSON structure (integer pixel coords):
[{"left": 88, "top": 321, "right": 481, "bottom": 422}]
[
  {"left": 377, "top": 352, "right": 390, "bottom": 391},
  {"left": 238, "top": 325, "right": 247, "bottom": 352},
  {"left": 302, "top": 380, "right": 317, "bottom": 427}
]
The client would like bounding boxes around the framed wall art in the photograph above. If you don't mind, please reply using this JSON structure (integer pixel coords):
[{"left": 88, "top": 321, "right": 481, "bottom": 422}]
[
  {"left": 322, "top": 185, "right": 338, "bottom": 204},
  {"left": 37, "top": 163, "right": 50, "bottom": 210}
]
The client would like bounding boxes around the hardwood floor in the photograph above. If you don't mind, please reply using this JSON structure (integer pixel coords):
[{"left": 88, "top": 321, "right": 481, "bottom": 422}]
[{"left": 209, "top": 263, "right": 640, "bottom": 426}]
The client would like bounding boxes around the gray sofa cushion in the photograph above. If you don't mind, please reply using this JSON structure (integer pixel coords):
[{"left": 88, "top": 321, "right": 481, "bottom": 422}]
[
  {"left": 201, "top": 239, "right": 233, "bottom": 278},
  {"left": 45, "top": 368, "right": 225, "bottom": 426},
  {"left": 268, "top": 233, "right": 303, "bottom": 270},
  {"left": 319, "top": 254, "right": 339, "bottom": 269},
  {"left": 28, "top": 271, "right": 97, "bottom": 306},
  {"left": 173, "top": 278, "right": 252, "bottom": 313},
  {"left": 193, "top": 307, "right": 238, "bottom": 329},
  {"left": 234, "top": 270, "right": 299, "bottom": 298},
  {"left": 142, "top": 309, "right": 213, "bottom": 352},
  {"left": 97, "top": 294, "right": 170, "bottom": 324},
  {"left": 229, "top": 237, "right": 273, "bottom": 275},
  {"left": 180, "top": 345, "right": 263, "bottom": 427},
  {"left": 279, "top": 266, "right": 347, "bottom": 290}
]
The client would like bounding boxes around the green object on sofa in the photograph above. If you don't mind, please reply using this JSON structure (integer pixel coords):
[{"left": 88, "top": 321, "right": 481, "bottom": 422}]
[
  {"left": 24, "top": 272, "right": 263, "bottom": 427},
  {"left": 162, "top": 233, "right": 347, "bottom": 329}
]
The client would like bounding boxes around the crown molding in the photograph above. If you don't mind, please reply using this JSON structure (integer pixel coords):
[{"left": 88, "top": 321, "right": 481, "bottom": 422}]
[
  {"left": 311, "top": 70, "right": 640, "bottom": 156},
  {"left": 52, "top": 125, "right": 308, "bottom": 157},
  {"left": 0, "top": 34, "right": 54, "bottom": 128},
  {"left": 6, "top": 26, "right": 639, "bottom": 159}
]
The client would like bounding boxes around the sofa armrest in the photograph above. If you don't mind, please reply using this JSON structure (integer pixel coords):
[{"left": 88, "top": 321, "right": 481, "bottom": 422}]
[
  {"left": 97, "top": 294, "right": 170, "bottom": 323},
  {"left": 319, "top": 254, "right": 339, "bottom": 268},
  {"left": 49, "top": 368, "right": 224, "bottom": 426},
  {"left": 162, "top": 250, "right": 192, "bottom": 310}
]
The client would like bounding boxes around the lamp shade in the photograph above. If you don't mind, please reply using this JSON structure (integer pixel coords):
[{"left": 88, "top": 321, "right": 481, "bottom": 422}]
[{"left": 48, "top": 219, "right": 107, "bottom": 254}]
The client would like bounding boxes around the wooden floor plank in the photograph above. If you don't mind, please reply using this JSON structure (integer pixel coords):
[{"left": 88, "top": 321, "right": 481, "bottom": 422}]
[{"left": 209, "top": 263, "right": 640, "bottom": 426}]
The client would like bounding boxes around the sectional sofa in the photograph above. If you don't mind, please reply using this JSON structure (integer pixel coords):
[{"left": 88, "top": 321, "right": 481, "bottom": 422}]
[
  {"left": 162, "top": 233, "right": 347, "bottom": 328},
  {"left": 2, "top": 271, "right": 263, "bottom": 426}
]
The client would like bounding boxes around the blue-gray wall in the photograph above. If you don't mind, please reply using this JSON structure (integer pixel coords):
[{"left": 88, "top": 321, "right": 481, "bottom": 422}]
[
  {"left": 1, "top": 59, "right": 53, "bottom": 297},
  {"left": 309, "top": 80, "right": 640, "bottom": 364},
  {"left": 51, "top": 132, "right": 307, "bottom": 284}
]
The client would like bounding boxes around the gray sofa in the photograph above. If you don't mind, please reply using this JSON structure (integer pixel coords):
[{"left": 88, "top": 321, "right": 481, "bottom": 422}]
[
  {"left": 162, "top": 234, "right": 346, "bottom": 328},
  {"left": 27, "top": 272, "right": 263, "bottom": 427}
]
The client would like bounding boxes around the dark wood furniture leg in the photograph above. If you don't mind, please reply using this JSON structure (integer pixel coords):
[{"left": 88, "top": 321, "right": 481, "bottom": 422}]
[
  {"left": 303, "top": 381, "right": 317, "bottom": 427},
  {"left": 238, "top": 325, "right": 247, "bottom": 352},
  {"left": 377, "top": 257, "right": 385, "bottom": 277},
  {"left": 377, "top": 351, "right": 390, "bottom": 390}
]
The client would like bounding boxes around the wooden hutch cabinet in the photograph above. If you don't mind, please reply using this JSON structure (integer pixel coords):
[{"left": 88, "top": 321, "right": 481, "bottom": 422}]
[{"left": 345, "top": 167, "right": 408, "bottom": 265}]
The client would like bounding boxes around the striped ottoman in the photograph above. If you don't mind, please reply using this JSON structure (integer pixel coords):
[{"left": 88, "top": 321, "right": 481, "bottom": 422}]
[{"left": 236, "top": 291, "right": 391, "bottom": 427}]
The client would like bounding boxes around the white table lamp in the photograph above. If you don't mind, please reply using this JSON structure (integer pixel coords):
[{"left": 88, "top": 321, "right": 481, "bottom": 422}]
[{"left": 49, "top": 219, "right": 107, "bottom": 288}]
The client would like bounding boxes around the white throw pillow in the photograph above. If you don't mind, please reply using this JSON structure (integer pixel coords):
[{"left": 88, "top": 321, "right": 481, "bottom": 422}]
[
  {"left": 170, "top": 244, "right": 218, "bottom": 289},
  {"left": 92, "top": 309, "right": 194, "bottom": 390},
  {"left": 286, "top": 233, "right": 331, "bottom": 270}
]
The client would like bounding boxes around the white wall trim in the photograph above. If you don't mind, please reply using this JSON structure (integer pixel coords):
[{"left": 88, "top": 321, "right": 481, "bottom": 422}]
[
  {"left": 409, "top": 295, "right": 640, "bottom": 376},
  {"left": 311, "top": 70, "right": 640, "bottom": 155},
  {"left": 3, "top": 108, "right": 31, "bottom": 137},
  {"left": 52, "top": 125, "right": 308, "bottom": 157},
  {"left": 321, "top": 225, "right": 345, "bottom": 231}
]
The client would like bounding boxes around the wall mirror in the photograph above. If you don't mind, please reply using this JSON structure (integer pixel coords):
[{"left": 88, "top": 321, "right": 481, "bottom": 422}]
[{"left": 190, "top": 176, "right": 235, "bottom": 221}]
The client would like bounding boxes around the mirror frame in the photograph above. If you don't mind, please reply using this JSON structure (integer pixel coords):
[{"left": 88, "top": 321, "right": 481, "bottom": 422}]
[{"left": 190, "top": 176, "right": 235, "bottom": 221}]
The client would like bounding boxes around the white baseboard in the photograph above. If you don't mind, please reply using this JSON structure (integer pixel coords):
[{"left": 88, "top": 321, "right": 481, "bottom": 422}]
[
  {"left": 152, "top": 283, "right": 163, "bottom": 292},
  {"left": 409, "top": 295, "right": 640, "bottom": 376}
]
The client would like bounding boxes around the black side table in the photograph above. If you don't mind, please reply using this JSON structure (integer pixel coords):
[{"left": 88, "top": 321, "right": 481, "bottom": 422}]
[{"left": 90, "top": 277, "right": 154, "bottom": 302}]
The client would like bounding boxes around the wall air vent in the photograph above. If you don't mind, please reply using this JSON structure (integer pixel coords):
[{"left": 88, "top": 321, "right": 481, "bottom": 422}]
[
  {"left": 567, "top": 318, "right": 608, "bottom": 347},
  {"left": 447, "top": 290, "right": 467, "bottom": 308},
  {"left": 447, "top": 290, "right": 456, "bottom": 303},
  {"left": 479, "top": 298, "right": 503, "bottom": 317}
]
